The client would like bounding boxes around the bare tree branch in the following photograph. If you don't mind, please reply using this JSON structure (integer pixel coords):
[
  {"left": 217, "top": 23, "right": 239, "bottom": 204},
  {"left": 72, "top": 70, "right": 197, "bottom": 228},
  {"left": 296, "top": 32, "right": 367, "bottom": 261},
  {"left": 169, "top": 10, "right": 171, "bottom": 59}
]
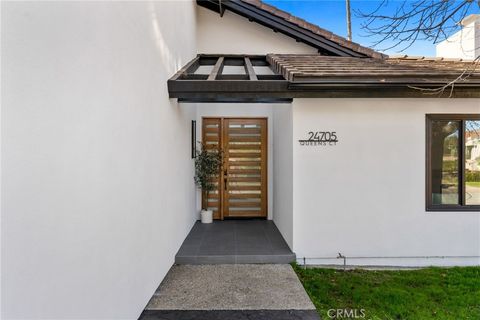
[
  {"left": 356, "top": 0, "right": 480, "bottom": 95},
  {"left": 408, "top": 55, "right": 480, "bottom": 97},
  {"left": 356, "top": 0, "right": 478, "bottom": 51}
]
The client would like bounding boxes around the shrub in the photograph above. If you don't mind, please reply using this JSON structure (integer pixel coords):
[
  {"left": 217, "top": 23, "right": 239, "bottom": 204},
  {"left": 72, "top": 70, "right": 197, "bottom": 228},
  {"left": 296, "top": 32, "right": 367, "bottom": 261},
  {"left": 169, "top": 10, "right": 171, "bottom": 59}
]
[{"left": 465, "top": 170, "right": 480, "bottom": 182}]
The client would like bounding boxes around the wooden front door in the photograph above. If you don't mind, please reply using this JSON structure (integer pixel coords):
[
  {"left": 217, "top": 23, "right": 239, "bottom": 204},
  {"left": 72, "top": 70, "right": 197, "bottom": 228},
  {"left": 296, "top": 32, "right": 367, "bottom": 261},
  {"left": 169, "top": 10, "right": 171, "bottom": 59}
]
[{"left": 202, "top": 118, "right": 267, "bottom": 219}]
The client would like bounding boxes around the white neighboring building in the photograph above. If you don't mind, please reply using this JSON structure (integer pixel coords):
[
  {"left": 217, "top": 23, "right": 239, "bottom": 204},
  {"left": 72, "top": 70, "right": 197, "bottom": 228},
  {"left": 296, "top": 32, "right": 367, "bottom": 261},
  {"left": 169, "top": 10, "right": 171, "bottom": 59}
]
[{"left": 436, "top": 14, "right": 480, "bottom": 59}]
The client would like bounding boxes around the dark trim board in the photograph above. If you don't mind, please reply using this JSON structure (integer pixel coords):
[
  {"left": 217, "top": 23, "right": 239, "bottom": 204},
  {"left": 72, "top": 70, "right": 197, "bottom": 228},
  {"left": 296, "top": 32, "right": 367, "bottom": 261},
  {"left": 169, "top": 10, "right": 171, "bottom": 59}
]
[
  {"left": 170, "top": 83, "right": 480, "bottom": 100},
  {"left": 287, "top": 84, "right": 480, "bottom": 98},
  {"left": 178, "top": 97, "right": 293, "bottom": 103},
  {"left": 168, "top": 79, "right": 290, "bottom": 93}
]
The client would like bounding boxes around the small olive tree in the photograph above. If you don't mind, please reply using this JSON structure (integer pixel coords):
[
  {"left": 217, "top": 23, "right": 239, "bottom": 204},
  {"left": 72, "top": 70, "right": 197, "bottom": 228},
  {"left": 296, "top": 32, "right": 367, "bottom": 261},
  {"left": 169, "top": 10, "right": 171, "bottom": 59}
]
[{"left": 194, "top": 143, "right": 223, "bottom": 210}]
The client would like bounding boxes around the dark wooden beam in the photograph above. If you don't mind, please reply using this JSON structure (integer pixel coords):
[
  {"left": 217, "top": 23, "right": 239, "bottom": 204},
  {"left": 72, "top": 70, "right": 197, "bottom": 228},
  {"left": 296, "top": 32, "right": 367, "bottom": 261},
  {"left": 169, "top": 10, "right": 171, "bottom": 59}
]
[
  {"left": 168, "top": 79, "right": 289, "bottom": 94},
  {"left": 179, "top": 97, "right": 293, "bottom": 103},
  {"left": 168, "top": 78, "right": 480, "bottom": 99},
  {"left": 244, "top": 57, "right": 258, "bottom": 81},
  {"left": 199, "top": 53, "right": 266, "bottom": 59},
  {"left": 207, "top": 57, "right": 225, "bottom": 81},
  {"left": 288, "top": 84, "right": 480, "bottom": 98},
  {"left": 170, "top": 56, "right": 200, "bottom": 81}
]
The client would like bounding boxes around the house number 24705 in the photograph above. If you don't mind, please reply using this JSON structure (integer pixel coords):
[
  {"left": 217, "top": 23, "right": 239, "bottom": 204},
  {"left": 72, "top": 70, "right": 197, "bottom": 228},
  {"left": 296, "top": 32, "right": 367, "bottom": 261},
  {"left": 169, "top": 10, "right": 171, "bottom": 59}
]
[{"left": 299, "top": 131, "right": 338, "bottom": 146}]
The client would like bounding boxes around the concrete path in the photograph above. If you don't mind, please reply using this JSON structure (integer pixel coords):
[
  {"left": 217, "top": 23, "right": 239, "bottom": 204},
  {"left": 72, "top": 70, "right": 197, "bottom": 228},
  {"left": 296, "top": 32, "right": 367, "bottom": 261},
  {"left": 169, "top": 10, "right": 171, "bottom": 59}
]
[{"left": 139, "top": 264, "right": 319, "bottom": 320}]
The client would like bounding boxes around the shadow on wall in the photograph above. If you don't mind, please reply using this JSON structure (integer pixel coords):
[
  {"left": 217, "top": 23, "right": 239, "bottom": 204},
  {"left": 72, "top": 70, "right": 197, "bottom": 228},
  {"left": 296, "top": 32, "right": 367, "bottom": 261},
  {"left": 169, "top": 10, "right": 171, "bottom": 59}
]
[{"left": 148, "top": 1, "right": 188, "bottom": 80}]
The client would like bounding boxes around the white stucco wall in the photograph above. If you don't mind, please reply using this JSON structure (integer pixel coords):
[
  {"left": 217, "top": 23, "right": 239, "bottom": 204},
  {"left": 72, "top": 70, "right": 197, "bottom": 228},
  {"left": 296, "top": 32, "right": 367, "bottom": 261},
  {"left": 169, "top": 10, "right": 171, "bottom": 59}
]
[
  {"left": 2, "top": 1, "right": 197, "bottom": 319},
  {"left": 196, "top": 6, "right": 317, "bottom": 55},
  {"left": 292, "top": 98, "right": 480, "bottom": 267},
  {"left": 436, "top": 16, "right": 479, "bottom": 60},
  {"left": 273, "top": 105, "right": 294, "bottom": 248}
]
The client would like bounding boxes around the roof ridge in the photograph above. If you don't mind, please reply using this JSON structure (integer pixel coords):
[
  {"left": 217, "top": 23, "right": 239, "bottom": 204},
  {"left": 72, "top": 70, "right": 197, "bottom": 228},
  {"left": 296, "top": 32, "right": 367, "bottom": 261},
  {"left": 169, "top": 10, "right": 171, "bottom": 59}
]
[{"left": 240, "top": 0, "right": 386, "bottom": 59}]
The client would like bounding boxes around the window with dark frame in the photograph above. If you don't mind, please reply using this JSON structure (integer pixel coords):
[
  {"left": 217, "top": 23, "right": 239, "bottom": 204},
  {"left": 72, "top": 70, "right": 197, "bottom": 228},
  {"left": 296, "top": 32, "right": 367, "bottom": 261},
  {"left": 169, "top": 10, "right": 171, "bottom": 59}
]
[{"left": 426, "top": 114, "right": 480, "bottom": 212}]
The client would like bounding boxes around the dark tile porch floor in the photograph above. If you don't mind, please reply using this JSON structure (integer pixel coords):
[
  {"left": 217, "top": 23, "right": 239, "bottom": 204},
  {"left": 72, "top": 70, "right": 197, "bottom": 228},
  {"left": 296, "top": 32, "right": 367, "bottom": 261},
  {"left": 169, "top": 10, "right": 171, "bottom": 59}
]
[{"left": 175, "top": 220, "right": 295, "bottom": 264}]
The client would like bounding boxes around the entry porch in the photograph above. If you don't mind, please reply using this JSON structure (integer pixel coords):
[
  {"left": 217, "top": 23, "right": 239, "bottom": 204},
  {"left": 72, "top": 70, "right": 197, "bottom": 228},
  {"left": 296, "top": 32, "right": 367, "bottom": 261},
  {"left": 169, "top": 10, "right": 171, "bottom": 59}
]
[{"left": 175, "top": 220, "right": 295, "bottom": 264}]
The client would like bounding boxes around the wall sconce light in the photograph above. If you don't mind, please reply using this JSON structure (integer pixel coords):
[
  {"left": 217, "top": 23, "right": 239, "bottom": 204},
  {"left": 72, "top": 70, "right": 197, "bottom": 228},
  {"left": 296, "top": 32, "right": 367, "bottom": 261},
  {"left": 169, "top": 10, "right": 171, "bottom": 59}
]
[{"left": 191, "top": 120, "right": 196, "bottom": 158}]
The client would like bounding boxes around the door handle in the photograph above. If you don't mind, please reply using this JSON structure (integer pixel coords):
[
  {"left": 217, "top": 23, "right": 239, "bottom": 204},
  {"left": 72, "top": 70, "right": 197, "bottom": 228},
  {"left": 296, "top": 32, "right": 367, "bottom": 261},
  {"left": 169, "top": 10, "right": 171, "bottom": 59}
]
[{"left": 224, "top": 170, "right": 228, "bottom": 190}]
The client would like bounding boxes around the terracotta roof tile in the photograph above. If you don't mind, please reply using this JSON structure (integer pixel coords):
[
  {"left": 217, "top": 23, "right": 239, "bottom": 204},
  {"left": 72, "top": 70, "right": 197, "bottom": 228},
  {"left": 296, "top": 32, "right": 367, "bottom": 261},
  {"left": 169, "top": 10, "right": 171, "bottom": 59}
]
[
  {"left": 267, "top": 54, "right": 480, "bottom": 83},
  {"left": 389, "top": 55, "right": 475, "bottom": 62},
  {"left": 271, "top": 8, "right": 290, "bottom": 20}
]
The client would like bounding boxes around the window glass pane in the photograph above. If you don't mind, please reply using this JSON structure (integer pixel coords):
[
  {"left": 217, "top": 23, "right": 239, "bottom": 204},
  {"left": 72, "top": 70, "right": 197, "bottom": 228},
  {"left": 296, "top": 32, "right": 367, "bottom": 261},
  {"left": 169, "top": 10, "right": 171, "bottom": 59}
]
[
  {"left": 431, "top": 120, "right": 460, "bottom": 205},
  {"left": 465, "top": 120, "right": 480, "bottom": 205}
]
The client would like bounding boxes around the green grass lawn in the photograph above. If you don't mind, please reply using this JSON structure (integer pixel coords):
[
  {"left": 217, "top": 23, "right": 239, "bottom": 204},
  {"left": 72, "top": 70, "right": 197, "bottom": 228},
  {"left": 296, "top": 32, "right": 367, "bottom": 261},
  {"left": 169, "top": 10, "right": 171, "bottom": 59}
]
[
  {"left": 293, "top": 264, "right": 480, "bottom": 320},
  {"left": 466, "top": 181, "right": 480, "bottom": 188}
]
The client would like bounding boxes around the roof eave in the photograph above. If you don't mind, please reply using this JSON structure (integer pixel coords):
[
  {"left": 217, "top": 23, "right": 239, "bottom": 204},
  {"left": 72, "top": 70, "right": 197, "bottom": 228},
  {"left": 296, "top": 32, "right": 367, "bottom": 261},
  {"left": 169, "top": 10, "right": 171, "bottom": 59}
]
[
  {"left": 197, "top": 0, "right": 386, "bottom": 59},
  {"left": 169, "top": 80, "right": 480, "bottom": 99}
]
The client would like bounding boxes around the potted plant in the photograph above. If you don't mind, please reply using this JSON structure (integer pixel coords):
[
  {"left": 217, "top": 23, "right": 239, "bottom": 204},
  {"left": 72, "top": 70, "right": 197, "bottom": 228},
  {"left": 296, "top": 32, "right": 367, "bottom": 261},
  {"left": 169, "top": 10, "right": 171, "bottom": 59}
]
[{"left": 194, "top": 143, "right": 222, "bottom": 223}]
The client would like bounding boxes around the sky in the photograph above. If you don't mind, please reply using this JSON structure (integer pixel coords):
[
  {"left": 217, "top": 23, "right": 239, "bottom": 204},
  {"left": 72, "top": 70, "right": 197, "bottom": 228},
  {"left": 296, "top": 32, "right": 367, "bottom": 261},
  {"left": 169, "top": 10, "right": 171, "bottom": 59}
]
[{"left": 264, "top": 0, "right": 479, "bottom": 57}]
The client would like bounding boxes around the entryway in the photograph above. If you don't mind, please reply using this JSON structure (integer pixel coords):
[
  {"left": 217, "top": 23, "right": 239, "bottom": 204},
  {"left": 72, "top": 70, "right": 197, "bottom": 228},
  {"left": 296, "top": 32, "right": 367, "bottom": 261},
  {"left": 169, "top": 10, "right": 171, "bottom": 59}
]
[
  {"left": 202, "top": 117, "right": 267, "bottom": 219},
  {"left": 175, "top": 220, "right": 294, "bottom": 264}
]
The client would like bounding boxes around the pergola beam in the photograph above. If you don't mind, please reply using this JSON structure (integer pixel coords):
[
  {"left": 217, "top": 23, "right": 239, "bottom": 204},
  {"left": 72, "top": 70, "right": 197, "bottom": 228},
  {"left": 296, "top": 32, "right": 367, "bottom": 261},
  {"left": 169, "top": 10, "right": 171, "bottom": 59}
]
[
  {"left": 244, "top": 57, "right": 258, "bottom": 81},
  {"left": 208, "top": 57, "right": 225, "bottom": 81},
  {"left": 170, "top": 56, "right": 200, "bottom": 80}
]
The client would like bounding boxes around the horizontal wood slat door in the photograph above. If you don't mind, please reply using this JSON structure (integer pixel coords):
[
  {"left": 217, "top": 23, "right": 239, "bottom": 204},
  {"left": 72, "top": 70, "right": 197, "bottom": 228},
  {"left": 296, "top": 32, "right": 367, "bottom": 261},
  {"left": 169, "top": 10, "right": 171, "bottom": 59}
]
[
  {"left": 202, "top": 118, "right": 267, "bottom": 219},
  {"left": 223, "top": 118, "right": 267, "bottom": 218},
  {"left": 202, "top": 118, "right": 223, "bottom": 220}
]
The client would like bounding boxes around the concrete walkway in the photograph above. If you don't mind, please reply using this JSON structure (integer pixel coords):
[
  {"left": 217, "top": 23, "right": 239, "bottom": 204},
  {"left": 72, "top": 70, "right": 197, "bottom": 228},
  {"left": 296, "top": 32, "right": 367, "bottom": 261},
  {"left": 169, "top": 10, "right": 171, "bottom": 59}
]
[{"left": 139, "top": 264, "right": 319, "bottom": 320}]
